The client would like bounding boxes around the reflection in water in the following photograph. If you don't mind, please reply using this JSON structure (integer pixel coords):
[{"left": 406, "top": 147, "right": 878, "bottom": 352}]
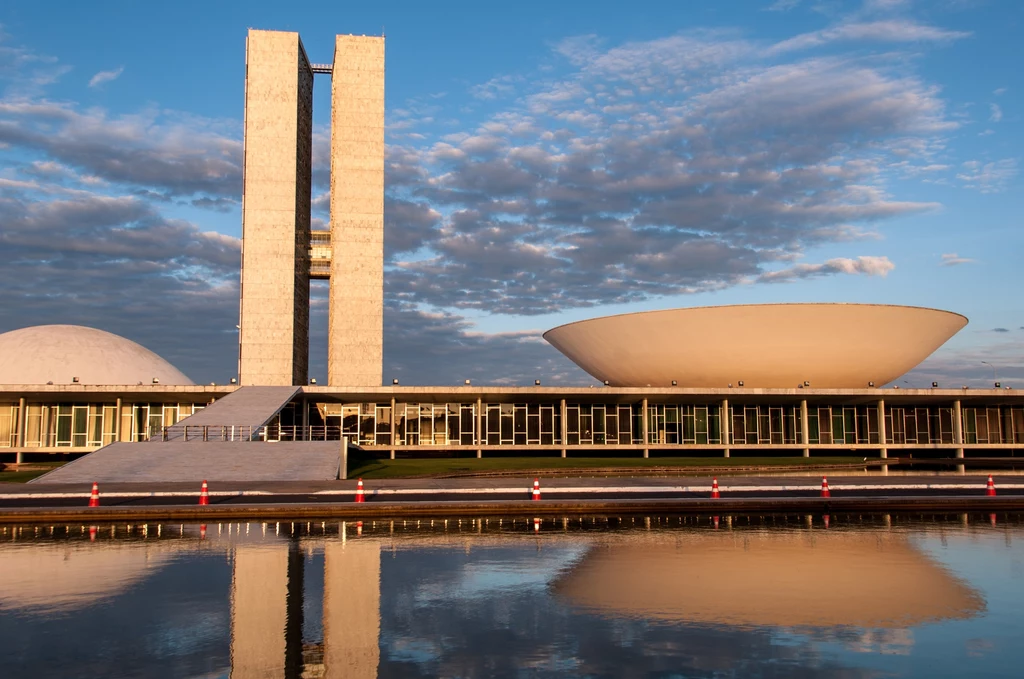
[
  {"left": 552, "top": 532, "right": 985, "bottom": 629},
  {"left": 0, "top": 515, "right": 1020, "bottom": 678}
]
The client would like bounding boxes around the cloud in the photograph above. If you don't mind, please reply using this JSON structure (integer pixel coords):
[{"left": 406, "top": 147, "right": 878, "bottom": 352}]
[
  {"left": 770, "top": 20, "right": 970, "bottom": 54},
  {"left": 993, "top": 327, "right": 1009, "bottom": 333},
  {"left": 993, "top": 87, "right": 1007, "bottom": 96},
  {"left": 957, "top": 159, "right": 1017, "bottom": 193},
  {"left": 989, "top": 103, "right": 1002, "bottom": 122},
  {"left": 756, "top": 255, "right": 895, "bottom": 283},
  {"left": 940, "top": 253, "right": 975, "bottom": 266},
  {"left": 766, "top": 0, "right": 803, "bottom": 10},
  {"left": 88, "top": 66, "right": 124, "bottom": 88}
]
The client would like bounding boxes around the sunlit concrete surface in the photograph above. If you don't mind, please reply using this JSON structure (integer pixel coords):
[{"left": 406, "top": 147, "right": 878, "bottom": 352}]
[
  {"left": 230, "top": 545, "right": 291, "bottom": 678},
  {"left": 238, "top": 29, "right": 313, "bottom": 387},
  {"left": 544, "top": 303, "right": 967, "bottom": 388},
  {"left": 0, "top": 325, "right": 193, "bottom": 386},
  {"left": 33, "top": 441, "right": 342, "bottom": 483},
  {"left": 552, "top": 531, "right": 984, "bottom": 628}
]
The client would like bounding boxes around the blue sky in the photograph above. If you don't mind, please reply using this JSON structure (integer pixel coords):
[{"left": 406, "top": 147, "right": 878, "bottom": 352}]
[{"left": 0, "top": 0, "right": 1020, "bottom": 386}]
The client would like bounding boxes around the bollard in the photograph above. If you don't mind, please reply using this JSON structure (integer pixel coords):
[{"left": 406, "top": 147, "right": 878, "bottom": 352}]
[
  {"left": 532, "top": 478, "right": 541, "bottom": 501},
  {"left": 711, "top": 477, "right": 720, "bottom": 499},
  {"left": 88, "top": 482, "right": 100, "bottom": 507},
  {"left": 986, "top": 475, "right": 997, "bottom": 496},
  {"left": 198, "top": 480, "right": 209, "bottom": 505},
  {"left": 355, "top": 478, "right": 365, "bottom": 503},
  {"left": 820, "top": 476, "right": 831, "bottom": 498}
]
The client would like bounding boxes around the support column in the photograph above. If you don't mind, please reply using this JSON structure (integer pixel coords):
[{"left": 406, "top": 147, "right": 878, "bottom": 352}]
[
  {"left": 800, "top": 399, "right": 810, "bottom": 458},
  {"left": 15, "top": 397, "right": 25, "bottom": 464},
  {"left": 390, "top": 396, "right": 397, "bottom": 460},
  {"left": 642, "top": 398, "right": 649, "bottom": 458},
  {"left": 953, "top": 399, "right": 964, "bottom": 463},
  {"left": 877, "top": 399, "right": 888, "bottom": 459},
  {"left": 476, "top": 397, "right": 483, "bottom": 459},
  {"left": 324, "top": 539, "right": 381, "bottom": 679},
  {"left": 560, "top": 399, "right": 567, "bottom": 458},
  {"left": 721, "top": 398, "right": 730, "bottom": 458},
  {"left": 114, "top": 397, "right": 123, "bottom": 443}
]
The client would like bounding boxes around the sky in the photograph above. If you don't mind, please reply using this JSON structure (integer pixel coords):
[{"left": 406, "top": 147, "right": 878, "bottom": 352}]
[{"left": 0, "top": 0, "right": 1021, "bottom": 387}]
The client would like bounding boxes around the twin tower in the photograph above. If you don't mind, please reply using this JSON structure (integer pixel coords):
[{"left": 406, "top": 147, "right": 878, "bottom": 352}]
[{"left": 238, "top": 29, "right": 384, "bottom": 387}]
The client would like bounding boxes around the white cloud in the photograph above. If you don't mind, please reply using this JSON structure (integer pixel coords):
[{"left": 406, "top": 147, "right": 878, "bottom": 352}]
[
  {"left": 770, "top": 20, "right": 970, "bottom": 54},
  {"left": 993, "top": 87, "right": 1007, "bottom": 96},
  {"left": 957, "top": 159, "right": 1018, "bottom": 193},
  {"left": 88, "top": 66, "right": 124, "bottom": 88},
  {"left": 989, "top": 103, "right": 1002, "bottom": 122},
  {"left": 756, "top": 255, "right": 895, "bottom": 283},
  {"left": 941, "top": 253, "right": 975, "bottom": 266}
]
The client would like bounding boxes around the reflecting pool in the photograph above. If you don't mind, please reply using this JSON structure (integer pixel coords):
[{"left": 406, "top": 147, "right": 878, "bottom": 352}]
[{"left": 0, "top": 514, "right": 1022, "bottom": 678}]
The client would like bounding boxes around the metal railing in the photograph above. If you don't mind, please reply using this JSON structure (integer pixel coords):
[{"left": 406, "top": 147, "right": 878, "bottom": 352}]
[{"left": 159, "top": 425, "right": 254, "bottom": 442}]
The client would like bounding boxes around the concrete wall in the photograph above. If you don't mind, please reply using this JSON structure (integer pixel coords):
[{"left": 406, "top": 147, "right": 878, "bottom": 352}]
[
  {"left": 239, "top": 30, "right": 313, "bottom": 387},
  {"left": 328, "top": 36, "right": 385, "bottom": 388}
]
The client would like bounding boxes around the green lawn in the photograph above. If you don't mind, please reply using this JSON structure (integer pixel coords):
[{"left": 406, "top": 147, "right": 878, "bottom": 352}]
[
  {"left": 347, "top": 456, "right": 869, "bottom": 480},
  {"left": 0, "top": 463, "right": 64, "bottom": 483}
]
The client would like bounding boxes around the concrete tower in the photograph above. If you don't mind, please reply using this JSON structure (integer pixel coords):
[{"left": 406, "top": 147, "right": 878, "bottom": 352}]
[
  {"left": 328, "top": 35, "right": 386, "bottom": 387},
  {"left": 238, "top": 30, "right": 314, "bottom": 386}
]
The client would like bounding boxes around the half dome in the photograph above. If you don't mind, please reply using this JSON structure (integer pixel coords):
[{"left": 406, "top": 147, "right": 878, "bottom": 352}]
[
  {"left": 0, "top": 325, "right": 194, "bottom": 386},
  {"left": 543, "top": 303, "right": 967, "bottom": 388}
]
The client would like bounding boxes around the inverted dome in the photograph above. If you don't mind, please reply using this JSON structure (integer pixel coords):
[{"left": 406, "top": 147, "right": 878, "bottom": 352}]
[
  {"left": 0, "top": 325, "right": 194, "bottom": 386},
  {"left": 544, "top": 303, "right": 967, "bottom": 388}
]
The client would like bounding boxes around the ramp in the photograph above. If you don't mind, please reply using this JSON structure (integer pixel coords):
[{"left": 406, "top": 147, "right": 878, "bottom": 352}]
[
  {"left": 160, "top": 386, "right": 301, "bottom": 441},
  {"left": 33, "top": 441, "right": 343, "bottom": 484}
]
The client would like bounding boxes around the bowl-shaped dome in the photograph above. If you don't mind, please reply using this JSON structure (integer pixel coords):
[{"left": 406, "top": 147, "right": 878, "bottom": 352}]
[
  {"left": 543, "top": 304, "right": 967, "bottom": 388},
  {"left": 0, "top": 325, "right": 194, "bottom": 385}
]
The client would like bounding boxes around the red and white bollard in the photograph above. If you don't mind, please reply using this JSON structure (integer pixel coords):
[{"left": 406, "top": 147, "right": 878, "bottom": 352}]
[
  {"left": 355, "top": 478, "right": 366, "bottom": 503},
  {"left": 88, "top": 482, "right": 100, "bottom": 508},
  {"left": 711, "top": 477, "right": 720, "bottom": 499},
  {"left": 820, "top": 476, "right": 831, "bottom": 498},
  {"left": 198, "top": 480, "right": 209, "bottom": 506},
  {"left": 532, "top": 478, "right": 541, "bottom": 501},
  {"left": 986, "top": 475, "right": 997, "bottom": 496}
]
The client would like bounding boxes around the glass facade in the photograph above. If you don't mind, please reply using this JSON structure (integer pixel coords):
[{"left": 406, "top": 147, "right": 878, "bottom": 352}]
[
  {"left": 0, "top": 402, "right": 206, "bottom": 448},
  {"left": 3, "top": 398, "right": 1023, "bottom": 452}
]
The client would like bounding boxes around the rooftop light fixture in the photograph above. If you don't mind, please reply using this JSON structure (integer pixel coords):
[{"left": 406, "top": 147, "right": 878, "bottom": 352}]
[
  {"left": 803, "top": 381, "right": 810, "bottom": 387},
  {"left": 152, "top": 378, "right": 159, "bottom": 384},
  {"left": 995, "top": 382, "right": 1001, "bottom": 388},
  {"left": 535, "top": 379, "right": 541, "bottom": 386},
  {"left": 932, "top": 381, "right": 938, "bottom": 388},
  {"left": 465, "top": 379, "right": 471, "bottom": 385},
  {"left": 738, "top": 380, "right": 744, "bottom": 387},
  {"left": 72, "top": 376, "right": 79, "bottom": 383},
  {"left": 392, "top": 378, "right": 399, "bottom": 385},
  {"left": 230, "top": 378, "right": 237, "bottom": 384},
  {"left": 310, "top": 378, "right": 317, "bottom": 385},
  {"left": 671, "top": 380, "right": 677, "bottom": 386},
  {"left": 868, "top": 381, "right": 875, "bottom": 387},
  {"left": 603, "top": 380, "right": 610, "bottom": 386}
]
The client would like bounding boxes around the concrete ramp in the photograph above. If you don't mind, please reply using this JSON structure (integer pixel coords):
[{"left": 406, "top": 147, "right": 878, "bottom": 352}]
[
  {"left": 160, "top": 386, "right": 301, "bottom": 441},
  {"left": 33, "top": 441, "right": 342, "bottom": 484}
]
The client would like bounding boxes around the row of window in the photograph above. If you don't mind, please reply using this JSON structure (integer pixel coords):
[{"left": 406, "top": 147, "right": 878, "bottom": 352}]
[{"left": 3, "top": 401, "right": 1023, "bottom": 449}]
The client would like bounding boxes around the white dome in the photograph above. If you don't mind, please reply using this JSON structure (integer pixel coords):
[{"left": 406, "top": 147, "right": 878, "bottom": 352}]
[{"left": 0, "top": 325, "right": 194, "bottom": 386}]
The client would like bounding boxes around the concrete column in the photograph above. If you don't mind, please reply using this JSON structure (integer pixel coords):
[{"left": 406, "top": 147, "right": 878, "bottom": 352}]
[
  {"left": 721, "top": 398, "right": 730, "bottom": 458},
  {"left": 230, "top": 542, "right": 303, "bottom": 678},
  {"left": 800, "top": 399, "right": 810, "bottom": 458},
  {"left": 114, "top": 397, "right": 123, "bottom": 443},
  {"left": 340, "top": 437, "right": 348, "bottom": 480},
  {"left": 476, "top": 396, "right": 483, "bottom": 458},
  {"left": 953, "top": 399, "right": 964, "bottom": 459},
  {"left": 642, "top": 398, "right": 649, "bottom": 458},
  {"left": 877, "top": 399, "right": 888, "bottom": 459},
  {"left": 15, "top": 397, "right": 26, "bottom": 462},
  {"left": 390, "top": 396, "right": 397, "bottom": 460},
  {"left": 301, "top": 397, "right": 309, "bottom": 441},
  {"left": 324, "top": 540, "right": 381, "bottom": 679},
  {"left": 560, "top": 399, "right": 567, "bottom": 458}
]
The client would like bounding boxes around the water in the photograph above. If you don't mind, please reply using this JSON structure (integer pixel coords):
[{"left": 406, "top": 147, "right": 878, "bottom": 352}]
[{"left": 0, "top": 515, "right": 1022, "bottom": 678}]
